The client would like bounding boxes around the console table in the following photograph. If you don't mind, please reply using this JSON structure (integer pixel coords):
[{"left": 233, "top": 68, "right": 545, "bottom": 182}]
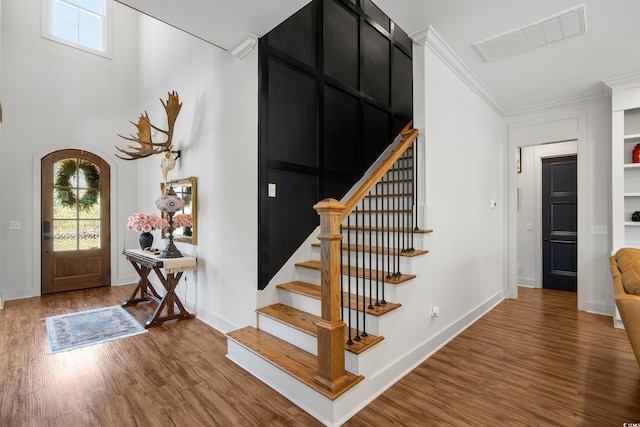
[{"left": 122, "top": 249, "right": 196, "bottom": 328}]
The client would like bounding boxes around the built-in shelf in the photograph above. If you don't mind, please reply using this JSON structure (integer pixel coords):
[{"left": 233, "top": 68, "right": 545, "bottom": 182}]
[
  {"left": 624, "top": 133, "right": 640, "bottom": 143},
  {"left": 624, "top": 192, "right": 640, "bottom": 197},
  {"left": 624, "top": 163, "right": 640, "bottom": 169},
  {"left": 625, "top": 222, "right": 640, "bottom": 226}
]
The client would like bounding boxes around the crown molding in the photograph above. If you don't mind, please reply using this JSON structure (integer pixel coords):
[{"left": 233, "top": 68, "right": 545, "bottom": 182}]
[
  {"left": 602, "top": 72, "right": 640, "bottom": 89},
  {"left": 412, "top": 26, "right": 508, "bottom": 118}
]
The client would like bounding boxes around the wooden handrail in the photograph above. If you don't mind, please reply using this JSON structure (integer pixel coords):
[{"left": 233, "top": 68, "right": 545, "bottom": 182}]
[
  {"left": 340, "top": 124, "right": 418, "bottom": 222},
  {"left": 312, "top": 122, "right": 419, "bottom": 391}
]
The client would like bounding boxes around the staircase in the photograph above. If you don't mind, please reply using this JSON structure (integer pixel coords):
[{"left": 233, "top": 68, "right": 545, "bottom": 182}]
[{"left": 226, "top": 125, "right": 431, "bottom": 425}]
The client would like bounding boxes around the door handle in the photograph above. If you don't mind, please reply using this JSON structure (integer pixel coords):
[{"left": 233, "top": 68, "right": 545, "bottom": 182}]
[
  {"left": 43, "top": 221, "right": 50, "bottom": 233},
  {"left": 543, "top": 237, "right": 549, "bottom": 241}
]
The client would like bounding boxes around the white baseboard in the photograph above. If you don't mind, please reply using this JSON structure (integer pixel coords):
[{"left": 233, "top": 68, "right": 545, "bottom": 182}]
[{"left": 517, "top": 278, "right": 536, "bottom": 288}]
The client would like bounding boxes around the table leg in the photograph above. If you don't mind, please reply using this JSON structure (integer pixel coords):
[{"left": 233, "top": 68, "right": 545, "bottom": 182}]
[
  {"left": 144, "top": 268, "right": 194, "bottom": 328},
  {"left": 122, "top": 260, "right": 161, "bottom": 307}
]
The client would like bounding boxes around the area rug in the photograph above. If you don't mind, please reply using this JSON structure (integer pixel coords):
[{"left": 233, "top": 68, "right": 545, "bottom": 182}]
[{"left": 45, "top": 305, "right": 146, "bottom": 353}]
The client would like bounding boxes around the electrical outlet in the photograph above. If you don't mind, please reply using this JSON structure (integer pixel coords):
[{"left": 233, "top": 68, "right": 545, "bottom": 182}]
[
  {"left": 8, "top": 221, "right": 21, "bottom": 230},
  {"left": 268, "top": 183, "right": 277, "bottom": 198},
  {"left": 431, "top": 306, "right": 440, "bottom": 318}
]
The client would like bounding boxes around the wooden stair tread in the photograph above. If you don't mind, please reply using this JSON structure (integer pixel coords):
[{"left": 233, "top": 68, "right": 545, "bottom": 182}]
[
  {"left": 296, "top": 260, "right": 416, "bottom": 284},
  {"left": 226, "top": 326, "right": 364, "bottom": 400},
  {"left": 311, "top": 242, "right": 428, "bottom": 257},
  {"left": 342, "top": 225, "right": 433, "bottom": 234},
  {"left": 276, "top": 281, "right": 401, "bottom": 316},
  {"left": 257, "top": 303, "right": 385, "bottom": 354}
]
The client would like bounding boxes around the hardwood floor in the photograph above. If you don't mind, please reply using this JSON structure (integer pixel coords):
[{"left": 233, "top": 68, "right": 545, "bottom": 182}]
[
  {"left": 1, "top": 285, "right": 638, "bottom": 426},
  {"left": 345, "top": 287, "right": 640, "bottom": 427}
]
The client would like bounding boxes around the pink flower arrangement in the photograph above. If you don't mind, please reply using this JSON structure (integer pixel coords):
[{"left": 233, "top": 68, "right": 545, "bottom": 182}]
[
  {"left": 127, "top": 213, "right": 167, "bottom": 233},
  {"left": 173, "top": 213, "right": 193, "bottom": 228}
]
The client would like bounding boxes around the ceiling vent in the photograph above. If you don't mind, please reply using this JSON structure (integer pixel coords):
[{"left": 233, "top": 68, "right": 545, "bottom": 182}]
[{"left": 473, "top": 5, "right": 586, "bottom": 62}]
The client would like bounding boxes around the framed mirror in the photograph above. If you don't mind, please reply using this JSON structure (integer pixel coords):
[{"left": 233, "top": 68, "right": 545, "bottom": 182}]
[{"left": 160, "top": 176, "right": 197, "bottom": 245}]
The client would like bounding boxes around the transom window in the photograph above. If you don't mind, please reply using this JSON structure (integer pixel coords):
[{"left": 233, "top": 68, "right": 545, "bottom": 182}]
[{"left": 42, "top": 0, "right": 112, "bottom": 58}]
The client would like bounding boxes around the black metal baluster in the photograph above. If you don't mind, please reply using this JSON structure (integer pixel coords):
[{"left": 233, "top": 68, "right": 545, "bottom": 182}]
[
  {"left": 410, "top": 142, "right": 416, "bottom": 251},
  {"left": 414, "top": 138, "right": 419, "bottom": 233},
  {"left": 381, "top": 176, "right": 387, "bottom": 304},
  {"left": 340, "top": 223, "right": 344, "bottom": 321},
  {"left": 361, "top": 201, "right": 368, "bottom": 338},
  {"left": 368, "top": 191, "right": 374, "bottom": 310},
  {"left": 346, "top": 215, "right": 353, "bottom": 345},
  {"left": 375, "top": 181, "right": 381, "bottom": 307},
  {"left": 398, "top": 151, "right": 407, "bottom": 254},
  {"left": 354, "top": 206, "right": 361, "bottom": 342},
  {"left": 395, "top": 160, "right": 400, "bottom": 277}
]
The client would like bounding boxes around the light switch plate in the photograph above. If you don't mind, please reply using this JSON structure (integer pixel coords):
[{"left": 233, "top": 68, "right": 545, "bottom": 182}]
[{"left": 8, "top": 221, "right": 21, "bottom": 230}]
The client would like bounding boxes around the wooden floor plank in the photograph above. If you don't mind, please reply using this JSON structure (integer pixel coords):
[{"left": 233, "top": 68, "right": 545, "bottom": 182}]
[
  {"left": 343, "top": 287, "right": 640, "bottom": 426},
  {"left": 1, "top": 285, "right": 638, "bottom": 426}
]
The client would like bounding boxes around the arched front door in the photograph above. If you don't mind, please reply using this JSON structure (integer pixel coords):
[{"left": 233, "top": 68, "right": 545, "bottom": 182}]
[{"left": 41, "top": 150, "right": 111, "bottom": 294}]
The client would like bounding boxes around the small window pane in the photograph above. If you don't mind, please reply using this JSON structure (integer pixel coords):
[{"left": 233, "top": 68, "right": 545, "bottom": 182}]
[
  {"left": 53, "top": 19, "right": 79, "bottom": 43},
  {"left": 53, "top": 1, "right": 78, "bottom": 24},
  {"left": 54, "top": 190, "right": 78, "bottom": 219},
  {"left": 78, "top": 190, "right": 100, "bottom": 218},
  {"left": 54, "top": 158, "right": 78, "bottom": 188},
  {"left": 79, "top": 28, "right": 101, "bottom": 51},
  {"left": 54, "top": 220, "right": 77, "bottom": 251},
  {"left": 79, "top": 220, "right": 100, "bottom": 249},
  {"left": 76, "top": 0, "right": 102, "bottom": 14},
  {"left": 78, "top": 159, "right": 100, "bottom": 189}
]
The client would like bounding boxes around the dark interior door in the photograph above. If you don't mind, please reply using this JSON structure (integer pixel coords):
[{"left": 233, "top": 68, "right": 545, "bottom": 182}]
[{"left": 542, "top": 155, "right": 577, "bottom": 292}]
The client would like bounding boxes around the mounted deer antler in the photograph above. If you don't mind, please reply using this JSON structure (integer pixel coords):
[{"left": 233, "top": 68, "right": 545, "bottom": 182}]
[{"left": 115, "top": 91, "right": 182, "bottom": 161}]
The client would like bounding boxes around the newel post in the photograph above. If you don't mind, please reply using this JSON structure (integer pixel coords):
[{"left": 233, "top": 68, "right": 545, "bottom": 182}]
[{"left": 313, "top": 198, "right": 348, "bottom": 391}]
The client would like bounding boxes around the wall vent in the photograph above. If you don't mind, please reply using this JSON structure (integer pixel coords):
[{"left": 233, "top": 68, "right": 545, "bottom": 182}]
[{"left": 473, "top": 5, "right": 586, "bottom": 62}]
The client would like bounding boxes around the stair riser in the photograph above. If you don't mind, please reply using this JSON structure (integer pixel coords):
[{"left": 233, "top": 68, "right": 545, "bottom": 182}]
[
  {"left": 276, "top": 290, "right": 383, "bottom": 336},
  {"left": 226, "top": 340, "right": 335, "bottom": 426},
  {"left": 256, "top": 312, "right": 376, "bottom": 374},
  {"left": 338, "top": 231, "right": 426, "bottom": 249},
  {"left": 257, "top": 313, "right": 318, "bottom": 355},
  {"left": 276, "top": 288, "right": 321, "bottom": 317},
  {"left": 294, "top": 269, "right": 400, "bottom": 300},
  {"left": 305, "top": 251, "right": 414, "bottom": 275}
]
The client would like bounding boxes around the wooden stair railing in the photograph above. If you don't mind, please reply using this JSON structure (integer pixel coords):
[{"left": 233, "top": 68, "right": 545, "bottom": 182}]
[{"left": 312, "top": 122, "right": 420, "bottom": 391}]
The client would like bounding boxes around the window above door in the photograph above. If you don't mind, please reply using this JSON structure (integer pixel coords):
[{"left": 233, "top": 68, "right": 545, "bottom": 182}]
[{"left": 41, "top": 0, "right": 112, "bottom": 58}]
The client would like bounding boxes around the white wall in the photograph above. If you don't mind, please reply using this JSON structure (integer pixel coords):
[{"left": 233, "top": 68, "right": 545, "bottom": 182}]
[
  {"left": 134, "top": 14, "right": 259, "bottom": 331},
  {"left": 368, "top": 34, "right": 508, "bottom": 375},
  {"left": 0, "top": 1, "right": 140, "bottom": 299},
  {"left": 516, "top": 141, "right": 578, "bottom": 288},
  {"left": 508, "top": 98, "right": 613, "bottom": 314}
]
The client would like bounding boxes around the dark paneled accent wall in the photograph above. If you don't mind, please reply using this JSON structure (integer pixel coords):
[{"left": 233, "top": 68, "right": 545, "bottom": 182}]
[{"left": 258, "top": 0, "right": 413, "bottom": 289}]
